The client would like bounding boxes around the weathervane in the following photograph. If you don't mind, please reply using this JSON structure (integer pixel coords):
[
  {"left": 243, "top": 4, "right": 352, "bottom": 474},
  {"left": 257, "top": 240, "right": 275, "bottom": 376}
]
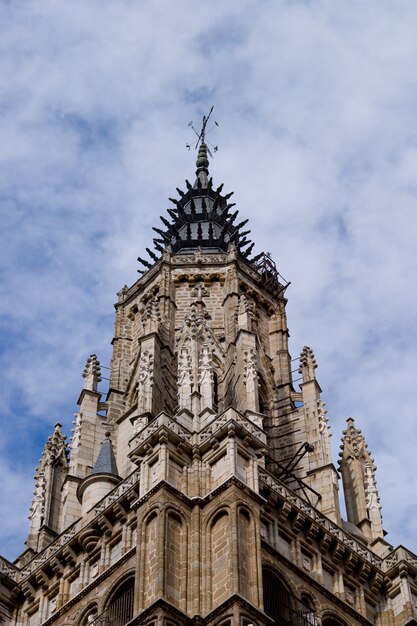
[{"left": 186, "top": 105, "right": 219, "bottom": 157}]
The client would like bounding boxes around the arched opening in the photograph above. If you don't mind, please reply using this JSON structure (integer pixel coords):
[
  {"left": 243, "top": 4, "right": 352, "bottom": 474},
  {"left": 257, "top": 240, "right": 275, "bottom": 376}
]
[
  {"left": 210, "top": 510, "right": 232, "bottom": 609},
  {"left": 79, "top": 604, "right": 98, "bottom": 626},
  {"left": 322, "top": 619, "right": 346, "bottom": 626},
  {"left": 300, "top": 594, "right": 317, "bottom": 626},
  {"left": 263, "top": 569, "right": 317, "bottom": 626},
  {"left": 105, "top": 577, "right": 134, "bottom": 626},
  {"left": 263, "top": 569, "right": 292, "bottom": 625}
]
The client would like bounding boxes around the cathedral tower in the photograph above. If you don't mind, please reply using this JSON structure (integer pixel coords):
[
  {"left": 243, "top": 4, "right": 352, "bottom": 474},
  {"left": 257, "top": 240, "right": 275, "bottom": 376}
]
[{"left": 1, "top": 124, "right": 417, "bottom": 626}]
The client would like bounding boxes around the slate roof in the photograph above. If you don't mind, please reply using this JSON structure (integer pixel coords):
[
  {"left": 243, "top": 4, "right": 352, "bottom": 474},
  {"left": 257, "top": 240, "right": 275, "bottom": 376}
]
[{"left": 92, "top": 435, "right": 119, "bottom": 477}]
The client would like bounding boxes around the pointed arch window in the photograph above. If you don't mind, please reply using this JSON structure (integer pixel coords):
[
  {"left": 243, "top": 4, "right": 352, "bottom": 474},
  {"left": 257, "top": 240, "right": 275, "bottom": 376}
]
[
  {"left": 88, "top": 577, "right": 134, "bottom": 626},
  {"left": 106, "top": 577, "right": 134, "bottom": 626},
  {"left": 263, "top": 569, "right": 317, "bottom": 625}
]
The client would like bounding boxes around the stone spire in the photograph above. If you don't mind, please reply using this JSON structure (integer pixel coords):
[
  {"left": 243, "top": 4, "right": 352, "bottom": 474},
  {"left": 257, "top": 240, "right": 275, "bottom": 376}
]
[
  {"left": 83, "top": 354, "right": 102, "bottom": 392},
  {"left": 92, "top": 433, "right": 119, "bottom": 476},
  {"left": 61, "top": 354, "right": 108, "bottom": 529},
  {"left": 295, "top": 347, "right": 340, "bottom": 523},
  {"left": 77, "top": 434, "right": 121, "bottom": 516},
  {"left": 27, "top": 424, "right": 68, "bottom": 551},
  {"left": 339, "top": 418, "right": 384, "bottom": 543},
  {"left": 136, "top": 119, "right": 259, "bottom": 273},
  {"left": 299, "top": 346, "right": 317, "bottom": 383}
]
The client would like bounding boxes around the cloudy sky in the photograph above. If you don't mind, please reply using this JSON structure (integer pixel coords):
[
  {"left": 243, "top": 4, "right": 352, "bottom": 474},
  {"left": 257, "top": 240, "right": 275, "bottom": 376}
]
[{"left": 1, "top": 0, "right": 417, "bottom": 562}]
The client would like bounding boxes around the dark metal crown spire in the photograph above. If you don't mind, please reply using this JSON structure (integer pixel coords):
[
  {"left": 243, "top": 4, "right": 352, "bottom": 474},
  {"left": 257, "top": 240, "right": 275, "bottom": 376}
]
[{"left": 187, "top": 105, "right": 219, "bottom": 161}]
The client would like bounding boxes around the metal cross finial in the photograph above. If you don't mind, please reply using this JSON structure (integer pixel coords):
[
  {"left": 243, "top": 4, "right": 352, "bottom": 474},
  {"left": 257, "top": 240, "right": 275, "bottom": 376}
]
[{"left": 186, "top": 106, "right": 219, "bottom": 157}]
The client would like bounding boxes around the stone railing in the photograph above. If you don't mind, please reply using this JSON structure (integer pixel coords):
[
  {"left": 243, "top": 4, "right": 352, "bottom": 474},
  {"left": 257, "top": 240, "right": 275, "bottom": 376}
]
[
  {"left": 20, "top": 470, "right": 140, "bottom": 579},
  {"left": 94, "top": 469, "right": 140, "bottom": 514},
  {"left": 259, "top": 467, "right": 382, "bottom": 567},
  {"left": 0, "top": 556, "right": 19, "bottom": 582},
  {"left": 382, "top": 545, "right": 417, "bottom": 573},
  {"left": 131, "top": 412, "right": 193, "bottom": 449},
  {"left": 199, "top": 407, "right": 267, "bottom": 445}
]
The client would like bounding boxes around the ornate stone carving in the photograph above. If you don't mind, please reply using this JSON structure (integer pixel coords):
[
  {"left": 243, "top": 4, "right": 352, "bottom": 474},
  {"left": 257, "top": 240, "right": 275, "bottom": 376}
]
[
  {"left": 36, "top": 424, "right": 68, "bottom": 471},
  {"left": 317, "top": 401, "right": 330, "bottom": 437},
  {"left": 259, "top": 468, "right": 382, "bottom": 568},
  {"left": 137, "top": 351, "right": 153, "bottom": 386},
  {"left": 339, "top": 418, "right": 384, "bottom": 538},
  {"left": 199, "top": 410, "right": 266, "bottom": 445},
  {"left": 83, "top": 354, "right": 102, "bottom": 392},
  {"left": 340, "top": 418, "right": 366, "bottom": 461},
  {"left": 178, "top": 346, "right": 192, "bottom": 409},
  {"left": 199, "top": 343, "right": 214, "bottom": 410},
  {"left": 183, "top": 302, "right": 209, "bottom": 338},
  {"left": 142, "top": 296, "right": 161, "bottom": 328},
  {"left": 28, "top": 424, "right": 68, "bottom": 545},
  {"left": 0, "top": 557, "right": 18, "bottom": 581},
  {"left": 29, "top": 473, "right": 46, "bottom": 521},
  {"left": 238, "top": 293, "right": 255, "bottom": 317},
  {"left": 243, "top": 348, "right": 258, "bottom": 384},
  {"left": 299, "top": 346, "right": 317, "bottom": 383},
  {"left": 137, "top": 350, "right": 154, "bottom": 414},
  {"left": 70, "top": 412, "right": 82, "bottom": 451},
  {"left": 365, "top": 463, "right": 381, "bottom": 512},
  {"left": 191, "top": 283, "right": 209, "bottom": 300},
  {"left": 199, "top": 344, "right": 213, "bottom": 384},
  {"left": 243, "top": 347, "right": 259, "bottom": 412}
]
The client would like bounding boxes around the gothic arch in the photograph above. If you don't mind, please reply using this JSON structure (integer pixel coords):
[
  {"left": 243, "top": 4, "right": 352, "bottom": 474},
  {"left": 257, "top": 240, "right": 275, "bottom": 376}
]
[
  {"left": 208, "top": 509, "right": 232, "bottom": 610},
  {"left": 322, "top": 614, "right": 348, "bottom": 626},
  {"left": 105, "top": 571, "right": 135, "bottom": 606},
  {"left": 211, "top": 616, "right": 232, "bottom": 626},
  {"left": 164, "top": 508, "right": 188, "bottom": 610},
  {"left": 78, "top": 603, "right": 98, "bottom": 626},
  {"left": 139, "top": 504, "right": 161, "bottom": 526},
  {"left": 298, "top": 589, "right": 318, "bottom": 612},
  {"left": 164, "top": 504, "right": 187, "bottom": 522},
  {"left": 140, "top": 510, "right": 160, "bottom": 605},
  {"left": 104, "top": 573, "right": 135, "bottom": 625},
  {"left": 237, "top": 507, "right": 256, "bottom": 603},
  {"left": 205, "top": 504, "right": 232, "bottom": 530},
  {"left": 236, "top": 500, "right": 256, "bottom": 517},
  {"left": 262, "top": 566, "right": 295, "bottom": 625}
]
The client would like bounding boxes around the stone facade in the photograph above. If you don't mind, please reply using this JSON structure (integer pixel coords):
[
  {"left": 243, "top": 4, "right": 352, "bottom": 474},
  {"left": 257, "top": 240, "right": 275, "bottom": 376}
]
[{"left": 1, "top": 142, "right": 417, "bottom": 626}]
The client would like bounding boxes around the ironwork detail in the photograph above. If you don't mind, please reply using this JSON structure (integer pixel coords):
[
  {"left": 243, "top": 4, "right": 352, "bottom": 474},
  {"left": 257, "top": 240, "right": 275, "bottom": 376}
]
[
  {"left": 263, "top": 570, "right": 317, "bottom": 625},
  {"left": 251, "top": 252, "right": 290, "bottom": 297},
  {"left": 89, "top": 587, "right": 133, "bottom": 626}
]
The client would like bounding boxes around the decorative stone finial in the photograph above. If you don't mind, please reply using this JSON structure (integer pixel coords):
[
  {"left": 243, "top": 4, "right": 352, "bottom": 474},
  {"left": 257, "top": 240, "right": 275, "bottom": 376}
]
[
  {"left": 340, "top": 417, "right": 366, "bottom": 460},
  {"left": 83, "top": 354, "right": 102, "bottom": 392},
  {"left": 339, "top": 417, "right": 384, "bottom": 539},
  {"left": 27, "top": 423, "right": 68, "bottom": 543},
  {"left": 299, "top": 346, "right": 317, "bottom": 383}
]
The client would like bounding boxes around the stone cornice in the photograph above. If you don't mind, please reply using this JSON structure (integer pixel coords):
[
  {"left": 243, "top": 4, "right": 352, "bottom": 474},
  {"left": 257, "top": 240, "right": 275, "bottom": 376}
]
[
  {"left": 18, "top": 470, "right": 140, "bottom": 581},
  {"left": 0, "top": 556, "right": 20, "bottom": 584},
  {"left": 262, "top": 541, "right": 374, "bottom": 626},
  {"left": 259, "top": 468, "right": 384, "bottom": 576},
  {"left": 382, "top": 545, "right": 417, "bottom": 577},
  {"left": 39, "top": 548, "right": 136, "bottom": 626}
]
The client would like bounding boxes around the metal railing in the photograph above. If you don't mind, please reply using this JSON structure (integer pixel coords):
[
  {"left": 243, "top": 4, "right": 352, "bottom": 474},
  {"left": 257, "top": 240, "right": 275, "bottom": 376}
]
[
  {"left": 264, "top": 572, "right": 318, "bottom": 626},
  {"left": 89, "top": 587, "right": 134, "bottom": 626}
]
